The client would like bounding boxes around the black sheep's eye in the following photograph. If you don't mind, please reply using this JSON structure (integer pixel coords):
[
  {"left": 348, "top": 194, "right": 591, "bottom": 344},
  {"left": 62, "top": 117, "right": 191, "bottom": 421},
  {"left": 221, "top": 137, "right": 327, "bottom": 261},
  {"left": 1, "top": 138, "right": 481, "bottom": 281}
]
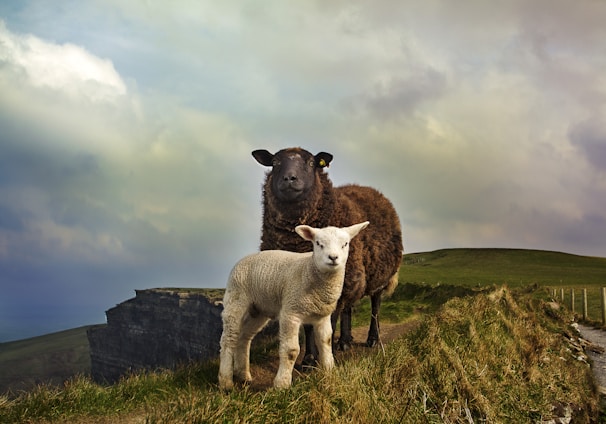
[
  {"left": 272, "top": 158, "right": 280, "bottom": 167},
  {"left": 308, "top": 160, "right": 315, "bottom": 168}
]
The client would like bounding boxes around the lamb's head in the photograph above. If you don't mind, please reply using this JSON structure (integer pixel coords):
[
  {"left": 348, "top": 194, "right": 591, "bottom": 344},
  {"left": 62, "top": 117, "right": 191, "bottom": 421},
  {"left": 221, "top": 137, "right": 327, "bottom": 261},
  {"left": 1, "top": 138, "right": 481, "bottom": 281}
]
[
  {"left": 295, "top": 221, "right": 369, "bottom": 273},
  {"left": 252, "top": 147, "right": 333, "bottom": 202}
]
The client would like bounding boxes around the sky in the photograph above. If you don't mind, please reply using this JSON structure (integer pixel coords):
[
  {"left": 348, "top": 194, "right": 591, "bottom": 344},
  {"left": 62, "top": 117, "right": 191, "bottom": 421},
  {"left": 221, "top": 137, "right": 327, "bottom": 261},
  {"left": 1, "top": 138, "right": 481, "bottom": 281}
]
[{"left": 1, "top": 0, "right": 606, "bottom": 342}]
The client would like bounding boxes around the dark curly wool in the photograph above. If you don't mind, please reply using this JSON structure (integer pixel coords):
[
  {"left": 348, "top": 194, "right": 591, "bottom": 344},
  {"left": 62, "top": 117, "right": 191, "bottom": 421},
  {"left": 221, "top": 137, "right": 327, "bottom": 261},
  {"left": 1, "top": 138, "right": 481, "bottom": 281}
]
[{"left": 253, "top": 147, "right": 403, "bottom": 357}]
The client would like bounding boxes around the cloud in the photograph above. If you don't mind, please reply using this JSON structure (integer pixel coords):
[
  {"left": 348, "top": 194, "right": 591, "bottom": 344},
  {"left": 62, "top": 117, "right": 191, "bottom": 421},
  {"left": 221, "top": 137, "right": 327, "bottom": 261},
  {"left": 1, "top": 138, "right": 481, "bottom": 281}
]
[
  {"left": 570, "top": 117, "right": 606, "bottom": 173},
  {"left": 0, "top": 20, "right": 126, "bottom": 102},
  {"left": 0, "top": 18, "right": 264, "bottom": 339}
]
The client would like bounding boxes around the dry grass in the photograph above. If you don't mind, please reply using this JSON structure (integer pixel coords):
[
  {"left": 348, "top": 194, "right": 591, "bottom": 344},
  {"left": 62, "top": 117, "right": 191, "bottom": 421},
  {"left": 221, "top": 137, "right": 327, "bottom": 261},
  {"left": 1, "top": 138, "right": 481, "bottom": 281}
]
[{"left": 143, "top": 287, "right": 600, "bottom": 423}]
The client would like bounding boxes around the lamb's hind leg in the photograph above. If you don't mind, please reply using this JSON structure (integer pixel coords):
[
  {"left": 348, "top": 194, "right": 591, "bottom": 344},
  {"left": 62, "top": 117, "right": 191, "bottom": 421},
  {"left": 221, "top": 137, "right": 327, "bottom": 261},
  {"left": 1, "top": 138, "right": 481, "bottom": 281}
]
[
  {"left": 314, "top": 316, "right": 335, "bottom": 371},
  {"left": 366, "top": 292, "right": 381, "bottom": 347},
  {"left": 234, "top": 307, "right": 270, "bottom": 384},
  {"left": 219, "top": 302, "right": 245, "bottom": 390},
  {"left": 274, "top": 317, "right": 301, "bottom": 389}
]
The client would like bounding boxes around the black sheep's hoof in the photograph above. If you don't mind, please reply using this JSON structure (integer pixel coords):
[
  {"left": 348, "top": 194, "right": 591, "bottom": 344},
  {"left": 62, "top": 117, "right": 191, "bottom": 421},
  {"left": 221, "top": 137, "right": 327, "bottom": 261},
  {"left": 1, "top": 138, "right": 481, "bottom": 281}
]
[
  {"left": 337, "top": 341, "right": 351, "bottom": 352},
  {"left": 299, "top": 354, "right": 318, "bottom": 372},
  {"left": 366, "top": 338, "right": 378, "bottom": 348}
]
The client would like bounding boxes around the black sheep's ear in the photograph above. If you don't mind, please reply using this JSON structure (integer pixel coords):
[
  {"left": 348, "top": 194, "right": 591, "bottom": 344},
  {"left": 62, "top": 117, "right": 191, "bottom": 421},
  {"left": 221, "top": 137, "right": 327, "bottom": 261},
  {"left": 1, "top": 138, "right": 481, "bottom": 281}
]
[
  {"left": 315, "top": 152, "right": 333, "bottom": 168},
  {"left": 252, "top": 150, "right": 274, "bottom": 167}
]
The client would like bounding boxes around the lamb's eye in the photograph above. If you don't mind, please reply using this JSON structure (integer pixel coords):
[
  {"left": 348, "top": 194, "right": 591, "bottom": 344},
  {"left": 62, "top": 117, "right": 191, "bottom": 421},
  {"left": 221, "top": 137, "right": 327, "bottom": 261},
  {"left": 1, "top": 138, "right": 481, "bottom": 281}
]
[
  {"left": 342, "top": 242, "right": 348, "bottom": 248},
  {"left": 316, "top": 241, "right": 323, "bottom": 249}
]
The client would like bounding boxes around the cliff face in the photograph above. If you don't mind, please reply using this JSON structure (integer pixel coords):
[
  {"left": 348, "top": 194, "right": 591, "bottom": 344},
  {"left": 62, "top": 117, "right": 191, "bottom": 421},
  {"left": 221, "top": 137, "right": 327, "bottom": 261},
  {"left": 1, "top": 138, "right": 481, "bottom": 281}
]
[{"left": 87, "top": 288, "right": 224, "bottom": 383}]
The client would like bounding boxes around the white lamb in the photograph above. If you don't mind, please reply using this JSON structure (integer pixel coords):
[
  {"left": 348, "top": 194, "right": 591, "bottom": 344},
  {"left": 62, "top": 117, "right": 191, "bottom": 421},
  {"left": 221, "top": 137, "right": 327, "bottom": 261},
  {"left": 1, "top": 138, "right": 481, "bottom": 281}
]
[{"left": 218, "top": 221, "right": 369, "bottom": 390}]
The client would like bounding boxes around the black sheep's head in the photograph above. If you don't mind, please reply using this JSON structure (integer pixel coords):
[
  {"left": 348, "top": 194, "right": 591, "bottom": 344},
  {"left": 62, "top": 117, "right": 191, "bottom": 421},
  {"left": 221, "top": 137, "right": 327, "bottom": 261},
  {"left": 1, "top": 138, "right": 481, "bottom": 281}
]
[{"left": 252, "top": 147, "right": 333, "bottom": 202}]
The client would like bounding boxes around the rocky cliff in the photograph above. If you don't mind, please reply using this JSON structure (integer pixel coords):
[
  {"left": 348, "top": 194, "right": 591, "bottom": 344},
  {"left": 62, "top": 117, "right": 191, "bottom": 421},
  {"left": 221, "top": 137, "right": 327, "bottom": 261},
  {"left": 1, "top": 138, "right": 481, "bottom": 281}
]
[{"left": 87, "top": 288, "right": 224, "bottom": 383}]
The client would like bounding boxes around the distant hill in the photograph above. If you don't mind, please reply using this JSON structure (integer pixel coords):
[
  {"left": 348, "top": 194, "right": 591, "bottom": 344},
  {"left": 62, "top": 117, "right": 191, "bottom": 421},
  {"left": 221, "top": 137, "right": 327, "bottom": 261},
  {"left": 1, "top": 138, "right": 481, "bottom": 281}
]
[
  {"left": 0, "top": 325, "right": 93, "bottom": 394},
  {"left": 401, "top": 248, "right": 606, "bottom": 287}
]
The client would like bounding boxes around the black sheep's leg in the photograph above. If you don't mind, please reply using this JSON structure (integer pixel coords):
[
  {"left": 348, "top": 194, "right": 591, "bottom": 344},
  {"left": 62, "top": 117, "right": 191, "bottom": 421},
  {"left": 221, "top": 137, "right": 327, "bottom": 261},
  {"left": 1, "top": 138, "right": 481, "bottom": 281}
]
[
  {"left": 330, "top": 310, "right": 339, "bottom": 352},
  {"left": 366, "top": 293, "right": 381, "bottom": 347},
  {"left": 301, "top": 324, "right": 318, "bottom": 370},
  {"left": 338, "top": 307, "right": 353, "bottom": 351}
]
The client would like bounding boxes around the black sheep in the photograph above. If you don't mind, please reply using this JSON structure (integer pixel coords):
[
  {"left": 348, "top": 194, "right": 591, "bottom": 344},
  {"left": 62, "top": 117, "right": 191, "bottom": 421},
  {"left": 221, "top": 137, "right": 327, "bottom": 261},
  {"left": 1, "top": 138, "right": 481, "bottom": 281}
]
[{"left": 252, "top": 147, "right": 403, "bottom": 362}]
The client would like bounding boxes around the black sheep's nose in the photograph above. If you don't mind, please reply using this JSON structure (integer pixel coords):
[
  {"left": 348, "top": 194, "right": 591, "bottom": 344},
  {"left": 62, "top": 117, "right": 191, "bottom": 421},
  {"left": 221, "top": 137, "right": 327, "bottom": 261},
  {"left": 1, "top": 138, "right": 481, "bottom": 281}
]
[{"left": 283, "top": 174, "right": 298, "bottom": 182}]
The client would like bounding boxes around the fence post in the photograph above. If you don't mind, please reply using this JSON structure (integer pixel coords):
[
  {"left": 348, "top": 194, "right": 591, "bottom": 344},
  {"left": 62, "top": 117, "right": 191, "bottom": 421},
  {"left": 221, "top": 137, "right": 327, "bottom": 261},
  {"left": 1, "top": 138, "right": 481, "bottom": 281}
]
[
  {"left": 570, "top": 288, "right": 575, "bottom": 313},
  {"left": 602, "top": 287, "right": 606, "bottom": 325},
  {"left": 583, "top": 288, "right": 588, "bottom": 321},
  {"left": 561, "top": 288, "right": 565, "bottom": 303}
]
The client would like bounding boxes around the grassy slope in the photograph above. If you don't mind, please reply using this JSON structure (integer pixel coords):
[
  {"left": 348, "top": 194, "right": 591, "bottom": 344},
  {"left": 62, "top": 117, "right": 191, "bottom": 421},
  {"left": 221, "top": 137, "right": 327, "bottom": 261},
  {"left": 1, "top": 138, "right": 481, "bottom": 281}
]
[
  {"left": 353, "top": 247, "right": 606, "bottom": 328},
  {"left": 402, "top": 248, "right": 606, "bottom": 287},
  {"left": 0, "top": 287, "right": 599, "bottom": 423},
  {"left": 0, "top": 326, "right": 93, "bottom": 393},
  {"left": 2, "top": 248, "right": 606, "bottom": 421}
]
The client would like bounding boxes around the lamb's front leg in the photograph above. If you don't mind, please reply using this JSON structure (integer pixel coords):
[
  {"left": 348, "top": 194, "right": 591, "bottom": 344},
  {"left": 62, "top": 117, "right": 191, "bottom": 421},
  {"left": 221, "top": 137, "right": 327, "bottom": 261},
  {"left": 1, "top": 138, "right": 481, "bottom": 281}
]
[
  {"left": 274, "top": 317, "right": 301, "bottom": 389},
  {"left": 314, "top": 316, "right": 335, "bottom": 371}
]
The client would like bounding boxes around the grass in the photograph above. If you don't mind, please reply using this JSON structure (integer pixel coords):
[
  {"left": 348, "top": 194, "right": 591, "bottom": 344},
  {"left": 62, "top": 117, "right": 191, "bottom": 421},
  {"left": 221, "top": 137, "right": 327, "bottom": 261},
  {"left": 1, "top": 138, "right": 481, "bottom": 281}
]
[
  {"left": 402, "top": 248, "right": 606, "bottom": 287},
  {"left": 0, "top": 286, "right": 599, "bottom": 423},
  {"left": 398, "top": 248, "right": 606, "bottom": 325}
]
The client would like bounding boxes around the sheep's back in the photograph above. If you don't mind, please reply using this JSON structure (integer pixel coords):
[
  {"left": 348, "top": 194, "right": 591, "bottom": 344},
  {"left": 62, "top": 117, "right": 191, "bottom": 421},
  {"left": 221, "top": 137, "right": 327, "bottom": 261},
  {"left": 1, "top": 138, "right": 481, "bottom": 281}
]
[{"left": 334, "top": 185, "right": 403, "bottom": 304}]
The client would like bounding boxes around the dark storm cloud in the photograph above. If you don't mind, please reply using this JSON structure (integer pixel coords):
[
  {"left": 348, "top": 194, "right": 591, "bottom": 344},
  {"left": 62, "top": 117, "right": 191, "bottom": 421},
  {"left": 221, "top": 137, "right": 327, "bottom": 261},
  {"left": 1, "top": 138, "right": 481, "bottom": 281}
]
[{"left": 350, "top": 68, "right": 448, "bottom": 120}]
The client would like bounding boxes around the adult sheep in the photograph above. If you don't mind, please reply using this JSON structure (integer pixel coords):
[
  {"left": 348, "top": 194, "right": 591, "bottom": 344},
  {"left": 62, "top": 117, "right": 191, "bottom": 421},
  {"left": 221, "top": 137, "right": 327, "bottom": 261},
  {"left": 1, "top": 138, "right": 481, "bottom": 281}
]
[{"left": 252, "top": 147, "right": 403, "bottom": 362}]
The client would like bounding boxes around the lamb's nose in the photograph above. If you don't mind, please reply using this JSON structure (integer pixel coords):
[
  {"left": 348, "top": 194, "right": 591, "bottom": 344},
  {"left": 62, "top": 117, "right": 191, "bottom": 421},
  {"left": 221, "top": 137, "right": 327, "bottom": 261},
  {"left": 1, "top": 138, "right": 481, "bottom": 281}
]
[{"left": 329, "top": 254, "right": 338, "bottom": 262}]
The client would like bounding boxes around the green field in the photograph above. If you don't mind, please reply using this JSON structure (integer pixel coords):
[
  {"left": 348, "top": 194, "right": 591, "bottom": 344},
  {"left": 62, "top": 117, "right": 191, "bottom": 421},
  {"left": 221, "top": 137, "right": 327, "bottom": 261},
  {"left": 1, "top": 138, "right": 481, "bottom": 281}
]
[
  {"left": 401, "top": 248, "right": 606, "bottom": 287},
  {"left": 399, "top": 248, "right": 606, "bottom": 324}
]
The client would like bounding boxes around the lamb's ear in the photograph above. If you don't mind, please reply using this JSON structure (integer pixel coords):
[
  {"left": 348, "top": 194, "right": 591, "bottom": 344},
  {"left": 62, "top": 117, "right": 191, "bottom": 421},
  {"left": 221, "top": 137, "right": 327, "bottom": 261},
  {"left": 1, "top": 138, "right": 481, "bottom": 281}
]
[
  {"left": 252, "top": 150, "right": 274, "bottom": 167},
  {"left": 295, "top": 225, "right": 315, "bottom": 241},
  {"left": 315, "top": 152, "right": 333, "bottom": 168},
  {"left": 345, "top": 221, "right": 369, "bottom": 239}
]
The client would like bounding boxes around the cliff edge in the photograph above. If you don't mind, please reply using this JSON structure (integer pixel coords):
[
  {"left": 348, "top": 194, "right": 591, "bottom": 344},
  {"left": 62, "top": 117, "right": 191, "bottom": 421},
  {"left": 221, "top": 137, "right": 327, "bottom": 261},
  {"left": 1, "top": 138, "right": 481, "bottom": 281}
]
[{"left": 87, "top": 288, "right": 224, "bottom": 383}]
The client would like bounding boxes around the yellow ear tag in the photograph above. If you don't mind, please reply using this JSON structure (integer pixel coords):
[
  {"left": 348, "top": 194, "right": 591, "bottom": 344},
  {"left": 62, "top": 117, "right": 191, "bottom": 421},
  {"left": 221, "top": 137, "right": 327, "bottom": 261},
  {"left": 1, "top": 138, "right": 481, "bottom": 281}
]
[{"left": 319, "top": 159, "right": 326, "bottom": 167}]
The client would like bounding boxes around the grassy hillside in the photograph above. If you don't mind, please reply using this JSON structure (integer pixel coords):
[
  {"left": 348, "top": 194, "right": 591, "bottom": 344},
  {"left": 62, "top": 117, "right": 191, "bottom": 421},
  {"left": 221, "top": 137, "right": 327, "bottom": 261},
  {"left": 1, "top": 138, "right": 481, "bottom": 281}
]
[
  {"left": 3, "top": 248, "right": 606, "bottom": 395},
  {"left": 0, "top": 286, "right": 599, "bottom": 423},
  {"left": 401, "top": 248, "right": 606, "bottom": 287},
  {"left": 0, "top": 249, "right": 606, "bottom": 423},
  {"left": 0, "top": 326, "right": 93, "bottom": 394},
  {"left": 397, "top": 248, "right": 606, "bottom": 324}
]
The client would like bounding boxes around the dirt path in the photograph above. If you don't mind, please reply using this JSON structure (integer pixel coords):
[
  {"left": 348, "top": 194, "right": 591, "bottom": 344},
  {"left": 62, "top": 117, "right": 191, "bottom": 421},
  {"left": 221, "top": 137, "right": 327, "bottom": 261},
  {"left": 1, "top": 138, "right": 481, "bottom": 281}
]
[{"left": 576, "top": 324, "right": 606, "bottom": 394}]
